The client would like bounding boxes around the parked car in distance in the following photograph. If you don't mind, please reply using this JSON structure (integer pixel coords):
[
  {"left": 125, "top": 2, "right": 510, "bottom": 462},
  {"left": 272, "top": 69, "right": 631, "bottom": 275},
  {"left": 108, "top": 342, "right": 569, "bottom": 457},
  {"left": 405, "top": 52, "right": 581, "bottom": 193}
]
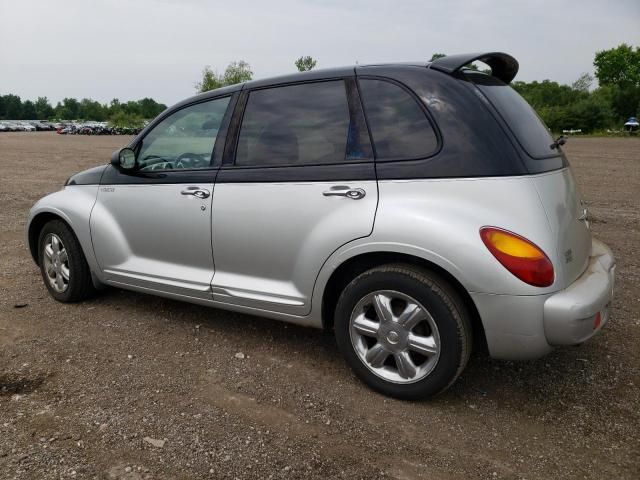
[
  {"left": 26, "top": 52, "right": 615, "bottom": 399},
  {"left": 17, "top": 121, "right": 36, "bottom": 131}
]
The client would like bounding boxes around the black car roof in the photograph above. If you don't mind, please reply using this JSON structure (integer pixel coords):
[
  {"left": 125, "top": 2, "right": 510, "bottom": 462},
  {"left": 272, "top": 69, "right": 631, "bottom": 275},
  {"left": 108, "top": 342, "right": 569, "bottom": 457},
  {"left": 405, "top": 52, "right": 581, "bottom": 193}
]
[{"left": 171, "top": 52, "right": 517, "bottom": 109}]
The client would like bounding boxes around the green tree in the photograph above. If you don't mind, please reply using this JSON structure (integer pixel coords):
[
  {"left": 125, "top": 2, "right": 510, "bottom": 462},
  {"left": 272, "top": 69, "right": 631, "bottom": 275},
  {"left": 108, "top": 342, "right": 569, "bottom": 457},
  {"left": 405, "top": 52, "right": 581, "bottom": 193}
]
[
  {"left": 572, "top": 73, "right": 594, "bottom": 93},
  {"left": 196, "top": 61, "right": 253, "bottom": 93},
  {"left": 108, "top": 110, "right": 144, "bottom": 129},
  {"left": 21, "top": 100, "right": 37, "bottom": 119},
  {"left": 138, "top": 97, "right": 167, "bottom": 118},
  {"left": 512, "top": 80, "right": 581, "bottom": 110},
  {"left": 79, "top": 98, "right": 107, "bottom": 121},
  {"left": 109, "top": 98, "right": 122, "bottom": 112},
  {"left": 195, "top": 66, "right": 224, "bottom": 93},
  {"left": 593, "top": 44, "right": 640, "bottom": 121},
  {"left": 222, "top": 60, "right": 253, "bottom": 86},
  {"left": 295, "top": 56, "right": 317, "bottom": 72},
  {"left": 55, "top": 98, "right": 81, "bottom": 120},
  {"left": 430, "top": 53, "right": 446, "bottom": 61},
  {"left": 122, "top": 100, "right": 142, "bottom": 117},
  {"left": 1, "top": 94, "right": 22, "bottom": 119},
  {"left": 594, "top": 44, "right": 640, "bottom": 89},
  {"left": 34, "top": 97, "right": 54, "bottom": 120},
  {"left": 565, "top": 95, "right": 614, "bottom": 132}
]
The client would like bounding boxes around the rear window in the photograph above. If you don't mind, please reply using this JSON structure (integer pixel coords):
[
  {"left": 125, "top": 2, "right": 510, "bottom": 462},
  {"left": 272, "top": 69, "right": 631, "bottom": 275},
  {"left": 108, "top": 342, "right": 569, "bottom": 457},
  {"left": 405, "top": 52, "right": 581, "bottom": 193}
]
[{"left": 470, "top": 74, "right": 556, "bottom": 159}]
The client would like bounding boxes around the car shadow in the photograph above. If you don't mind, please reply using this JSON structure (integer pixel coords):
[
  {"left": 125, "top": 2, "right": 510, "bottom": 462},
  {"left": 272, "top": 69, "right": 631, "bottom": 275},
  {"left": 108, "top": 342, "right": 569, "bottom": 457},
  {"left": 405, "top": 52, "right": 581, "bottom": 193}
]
[{"left": 90, "top": 287, "right": 610, "bottom": 412}]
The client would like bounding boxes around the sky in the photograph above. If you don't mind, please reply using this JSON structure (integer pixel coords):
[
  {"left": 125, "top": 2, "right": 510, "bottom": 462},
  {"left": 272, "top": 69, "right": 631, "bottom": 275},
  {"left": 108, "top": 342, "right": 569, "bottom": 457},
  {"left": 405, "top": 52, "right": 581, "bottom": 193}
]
[{"left": 1, "top": 0, "right": 639, "bottom": 107}]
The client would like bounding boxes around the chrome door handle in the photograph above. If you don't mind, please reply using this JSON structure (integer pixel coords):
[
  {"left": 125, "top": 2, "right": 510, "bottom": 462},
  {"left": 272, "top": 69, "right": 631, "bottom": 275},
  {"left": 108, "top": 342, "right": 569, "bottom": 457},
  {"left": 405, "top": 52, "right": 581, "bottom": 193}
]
[
  {"left": 322, "top": 187, "right": 366, "bottom": 200},
  {"left": 181, "top": 187, "right": 210, "bottom": 199}
]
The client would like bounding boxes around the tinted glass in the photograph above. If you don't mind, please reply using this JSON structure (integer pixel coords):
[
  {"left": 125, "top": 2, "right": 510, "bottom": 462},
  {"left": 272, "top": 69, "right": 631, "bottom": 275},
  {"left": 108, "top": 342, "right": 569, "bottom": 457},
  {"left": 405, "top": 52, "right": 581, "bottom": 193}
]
[
  {"left": 137, "top": 96, "right": 230, "bottom": 171},
  {"left": 358, "top": 79, "right": 438, "bottom": 160},
  {"left": 236, "top": 81, "right": 350, "bottom": 166},
  {"left": 471, "top": 74, "right": 556, "bottom": 159}
]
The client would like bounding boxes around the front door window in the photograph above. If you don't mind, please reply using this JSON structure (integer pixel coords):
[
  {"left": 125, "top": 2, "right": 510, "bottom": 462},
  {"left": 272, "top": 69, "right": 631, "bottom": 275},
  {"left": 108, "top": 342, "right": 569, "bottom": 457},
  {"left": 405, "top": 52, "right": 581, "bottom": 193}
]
[{"left": 137, "top": 96, "right": 230, "bottom": 171}]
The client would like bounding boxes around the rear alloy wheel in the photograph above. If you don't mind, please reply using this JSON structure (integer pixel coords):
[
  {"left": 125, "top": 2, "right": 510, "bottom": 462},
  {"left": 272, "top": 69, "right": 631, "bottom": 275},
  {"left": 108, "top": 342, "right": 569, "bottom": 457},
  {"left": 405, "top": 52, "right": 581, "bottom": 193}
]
[
  {"left": 334, "top": 264, "right": 472, "bottom": 399},
  {"left": 349, "top": 290, "right": 441, "bottom": 384},
  {"left": 38, "top": 220, "right": 95, "bottom": 302}
]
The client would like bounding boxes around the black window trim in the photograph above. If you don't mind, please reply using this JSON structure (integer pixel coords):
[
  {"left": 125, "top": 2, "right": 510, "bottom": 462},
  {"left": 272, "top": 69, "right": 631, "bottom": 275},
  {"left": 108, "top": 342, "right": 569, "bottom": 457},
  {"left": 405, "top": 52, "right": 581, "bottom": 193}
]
[
  {"left": 222, "top": 76, "right": 374, "bottom": 171},
  {"left": 355, "top": 75, "right": 443, "bottom": 163}
]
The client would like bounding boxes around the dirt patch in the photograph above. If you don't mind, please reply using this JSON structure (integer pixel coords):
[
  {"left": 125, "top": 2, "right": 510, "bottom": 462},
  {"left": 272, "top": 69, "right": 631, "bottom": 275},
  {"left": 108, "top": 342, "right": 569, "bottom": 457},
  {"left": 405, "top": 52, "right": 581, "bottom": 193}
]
[
  {"left": 0, "top": 133, "right": 638, "bottom": 479},
  {"left": 0, "top": 372, "right": 46, "bottom": 396}
]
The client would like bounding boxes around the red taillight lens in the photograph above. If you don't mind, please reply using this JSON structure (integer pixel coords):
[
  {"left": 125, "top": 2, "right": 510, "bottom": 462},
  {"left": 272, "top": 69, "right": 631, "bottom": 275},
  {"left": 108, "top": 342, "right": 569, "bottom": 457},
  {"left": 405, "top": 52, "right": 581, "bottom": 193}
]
[
  {"left": 593, "top": 311, "right": 602, "bottom": 330},
  {"left": 480, "top": 227, "right": 554, "bottom": 287}
]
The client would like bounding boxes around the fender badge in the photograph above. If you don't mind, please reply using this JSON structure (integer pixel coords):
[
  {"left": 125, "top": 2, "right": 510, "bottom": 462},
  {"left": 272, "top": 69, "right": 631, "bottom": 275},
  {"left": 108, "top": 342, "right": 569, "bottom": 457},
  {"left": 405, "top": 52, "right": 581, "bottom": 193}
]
[{"left": 100, "top": 187, "right": 115, "bottom": 193}]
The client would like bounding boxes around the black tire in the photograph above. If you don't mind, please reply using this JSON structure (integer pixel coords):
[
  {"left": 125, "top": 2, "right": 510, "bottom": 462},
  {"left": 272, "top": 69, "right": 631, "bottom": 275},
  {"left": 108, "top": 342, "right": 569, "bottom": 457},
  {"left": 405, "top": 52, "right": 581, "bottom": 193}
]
[
  {"left": 334, "top": 264, "right": 472, "bottom": 400},
  {"left": 38, "top": 219, "right": 95, "bottom": 302}
]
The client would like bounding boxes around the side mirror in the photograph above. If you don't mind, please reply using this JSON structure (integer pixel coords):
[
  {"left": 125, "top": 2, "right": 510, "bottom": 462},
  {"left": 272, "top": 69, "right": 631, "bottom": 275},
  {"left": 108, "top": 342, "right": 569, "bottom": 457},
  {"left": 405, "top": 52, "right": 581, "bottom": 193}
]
[{"left": 111, "top": 147, "right": 137, "bottom": 170}]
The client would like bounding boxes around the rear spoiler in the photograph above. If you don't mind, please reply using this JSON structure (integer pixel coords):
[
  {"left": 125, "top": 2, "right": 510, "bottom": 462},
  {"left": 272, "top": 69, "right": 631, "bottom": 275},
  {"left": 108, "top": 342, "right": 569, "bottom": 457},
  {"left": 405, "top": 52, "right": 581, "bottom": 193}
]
[{"left": 428, "top": 52, "right": 519, "bottom": 84}]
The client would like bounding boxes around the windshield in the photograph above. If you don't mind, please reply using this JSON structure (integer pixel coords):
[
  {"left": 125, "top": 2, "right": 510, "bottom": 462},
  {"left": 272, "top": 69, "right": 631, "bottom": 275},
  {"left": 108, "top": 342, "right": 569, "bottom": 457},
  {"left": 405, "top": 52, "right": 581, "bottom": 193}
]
[{"left": 469, "top": 73, "right": 557, "bottom": 160}]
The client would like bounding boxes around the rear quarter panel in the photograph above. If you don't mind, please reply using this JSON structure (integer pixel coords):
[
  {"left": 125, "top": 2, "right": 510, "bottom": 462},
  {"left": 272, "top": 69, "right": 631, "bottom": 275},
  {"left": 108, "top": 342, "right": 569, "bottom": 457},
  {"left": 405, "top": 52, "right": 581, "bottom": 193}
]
[
  {"left": 373, "top": 176, "right": 561, "bottom": 295},
  {"left": 312, "top": 174, "right": 562, "bottom": 305}
]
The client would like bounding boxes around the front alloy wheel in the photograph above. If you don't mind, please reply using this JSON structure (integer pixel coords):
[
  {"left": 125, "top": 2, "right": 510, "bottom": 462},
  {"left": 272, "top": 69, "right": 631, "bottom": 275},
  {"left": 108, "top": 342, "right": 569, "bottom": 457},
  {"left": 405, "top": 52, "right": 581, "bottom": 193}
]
[
  {"left": 38, "top": 219, "right": 95, "bottom": 302},
  {"left": 42, "top": 233, "right": 70, "bottom": 293}
]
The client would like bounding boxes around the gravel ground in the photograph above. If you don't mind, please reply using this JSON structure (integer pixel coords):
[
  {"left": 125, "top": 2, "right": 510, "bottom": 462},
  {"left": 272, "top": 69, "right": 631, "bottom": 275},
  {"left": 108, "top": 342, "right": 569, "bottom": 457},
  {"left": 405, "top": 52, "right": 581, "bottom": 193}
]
[{"left": 0, "top": 133, "right": 639, "bottom": 480}]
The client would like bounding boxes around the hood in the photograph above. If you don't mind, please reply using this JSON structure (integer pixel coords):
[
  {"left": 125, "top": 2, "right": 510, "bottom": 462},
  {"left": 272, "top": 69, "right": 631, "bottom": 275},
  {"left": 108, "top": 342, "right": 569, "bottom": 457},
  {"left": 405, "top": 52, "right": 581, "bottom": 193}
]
[{"left": 66, "top": 165, "right": 108, "bottom": 186}]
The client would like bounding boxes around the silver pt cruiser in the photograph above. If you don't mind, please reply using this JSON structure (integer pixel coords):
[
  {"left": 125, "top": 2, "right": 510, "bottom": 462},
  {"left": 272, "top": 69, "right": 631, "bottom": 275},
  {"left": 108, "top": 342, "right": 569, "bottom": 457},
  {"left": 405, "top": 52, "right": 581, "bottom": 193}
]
[{"left": 26, "top": 52, "right": 615, "bottom": 399}]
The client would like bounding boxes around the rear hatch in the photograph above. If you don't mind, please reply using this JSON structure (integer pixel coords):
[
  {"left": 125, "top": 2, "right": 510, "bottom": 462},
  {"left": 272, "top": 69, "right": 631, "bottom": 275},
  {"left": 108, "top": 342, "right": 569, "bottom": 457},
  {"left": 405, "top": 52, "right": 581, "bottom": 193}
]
[
  {"left": 530, "top": 169, "right": 592, "bottom": 288},
  {"left": 469, "top": 72, "right": 592, "bottom": 289}
]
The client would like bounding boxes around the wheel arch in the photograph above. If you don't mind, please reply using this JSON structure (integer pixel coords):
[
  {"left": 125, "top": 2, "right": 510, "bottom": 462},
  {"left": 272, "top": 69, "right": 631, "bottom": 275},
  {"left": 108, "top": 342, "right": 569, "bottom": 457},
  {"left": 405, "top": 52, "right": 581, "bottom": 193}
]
[
  {"left": 319, "top": 250, "right": 487, "bottom": 352},
  {"left": 27, "top": 210, "right": 74, "bottom": 266}
]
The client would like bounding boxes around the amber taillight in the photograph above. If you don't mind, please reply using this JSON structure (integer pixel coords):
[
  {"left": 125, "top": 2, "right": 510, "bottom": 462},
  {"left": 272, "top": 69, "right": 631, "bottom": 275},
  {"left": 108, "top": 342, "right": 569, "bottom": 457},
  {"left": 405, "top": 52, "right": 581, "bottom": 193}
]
[{"left": 480, "top": 227, "right": 554, "bottom": 287}]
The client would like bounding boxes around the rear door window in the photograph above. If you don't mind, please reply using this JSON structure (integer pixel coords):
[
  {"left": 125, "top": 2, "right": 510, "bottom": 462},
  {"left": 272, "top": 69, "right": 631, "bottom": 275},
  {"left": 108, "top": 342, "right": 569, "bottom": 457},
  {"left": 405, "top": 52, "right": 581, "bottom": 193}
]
[
  {"left": 358, "top": 78, "right": 438, "bottom": 160},
  {"left": 236, "top": 81, "right": 351, "bottom": 166},
  {"left": 470, "top": 74, "right": 556, "bottom": 159}
]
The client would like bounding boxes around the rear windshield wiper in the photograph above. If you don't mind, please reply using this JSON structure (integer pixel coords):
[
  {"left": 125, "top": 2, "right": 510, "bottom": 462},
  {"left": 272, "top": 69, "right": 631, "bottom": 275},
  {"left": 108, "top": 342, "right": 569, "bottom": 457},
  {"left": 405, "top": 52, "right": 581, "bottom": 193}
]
[{"left": 550, "top": 135, "right": 567, "bottom": 150}]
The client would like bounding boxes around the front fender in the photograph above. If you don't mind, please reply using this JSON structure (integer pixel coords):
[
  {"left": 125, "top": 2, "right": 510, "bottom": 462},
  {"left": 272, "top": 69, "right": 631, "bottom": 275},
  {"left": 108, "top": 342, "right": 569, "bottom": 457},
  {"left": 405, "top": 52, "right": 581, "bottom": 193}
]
[{"left": 26, "top": 186, "right": 101, "bottom": 277}]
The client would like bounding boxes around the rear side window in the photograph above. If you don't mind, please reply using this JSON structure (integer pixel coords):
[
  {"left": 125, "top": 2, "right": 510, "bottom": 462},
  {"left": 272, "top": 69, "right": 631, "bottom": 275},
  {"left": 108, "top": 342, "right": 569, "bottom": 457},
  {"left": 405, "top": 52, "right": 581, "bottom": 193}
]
[
  {"left": 471, "top": 74, "right": 556, "bottom": 159},
  {"left": 358, "top": 78, "right": 438, "bottom": 160},
  {"left": 236, "top": 81, "right": 350, "bottom": 166}
]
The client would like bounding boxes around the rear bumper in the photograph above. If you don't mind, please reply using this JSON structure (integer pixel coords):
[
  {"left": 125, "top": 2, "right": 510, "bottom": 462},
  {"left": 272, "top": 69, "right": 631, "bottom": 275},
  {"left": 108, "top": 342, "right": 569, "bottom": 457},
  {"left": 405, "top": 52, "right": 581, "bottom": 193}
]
[
  {"left": 472, "top": 238, "right": 615, "bottom": 360},
  {"left": 543, "top": 238, "right": 614, "bottom": 345}
]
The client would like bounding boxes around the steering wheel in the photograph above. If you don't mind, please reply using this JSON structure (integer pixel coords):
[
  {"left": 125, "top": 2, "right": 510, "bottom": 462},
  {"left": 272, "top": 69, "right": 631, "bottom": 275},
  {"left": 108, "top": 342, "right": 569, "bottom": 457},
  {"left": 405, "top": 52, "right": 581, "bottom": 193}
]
[
  {"left": 176, "top": 152, "right": 205, "bottom": 169},
  {"left": 148, "top": 161, "right": 172, "bottom": 171}
]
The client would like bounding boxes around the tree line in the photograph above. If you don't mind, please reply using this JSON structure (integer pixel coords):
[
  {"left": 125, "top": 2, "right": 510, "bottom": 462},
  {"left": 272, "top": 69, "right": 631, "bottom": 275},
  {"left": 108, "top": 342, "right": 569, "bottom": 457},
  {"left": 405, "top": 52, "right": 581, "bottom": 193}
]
[
  {"left": 431, "top": 44, "right": 639, "bottom": 133},
  {"left": 0, "top": 95, "right": 167, "bottom": 126},
  {"left": 2, "top": 46, "right": 637, "bottom": 133},
  {"left": 512, "top": 43, "right": 639, "bottom": 133}
]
